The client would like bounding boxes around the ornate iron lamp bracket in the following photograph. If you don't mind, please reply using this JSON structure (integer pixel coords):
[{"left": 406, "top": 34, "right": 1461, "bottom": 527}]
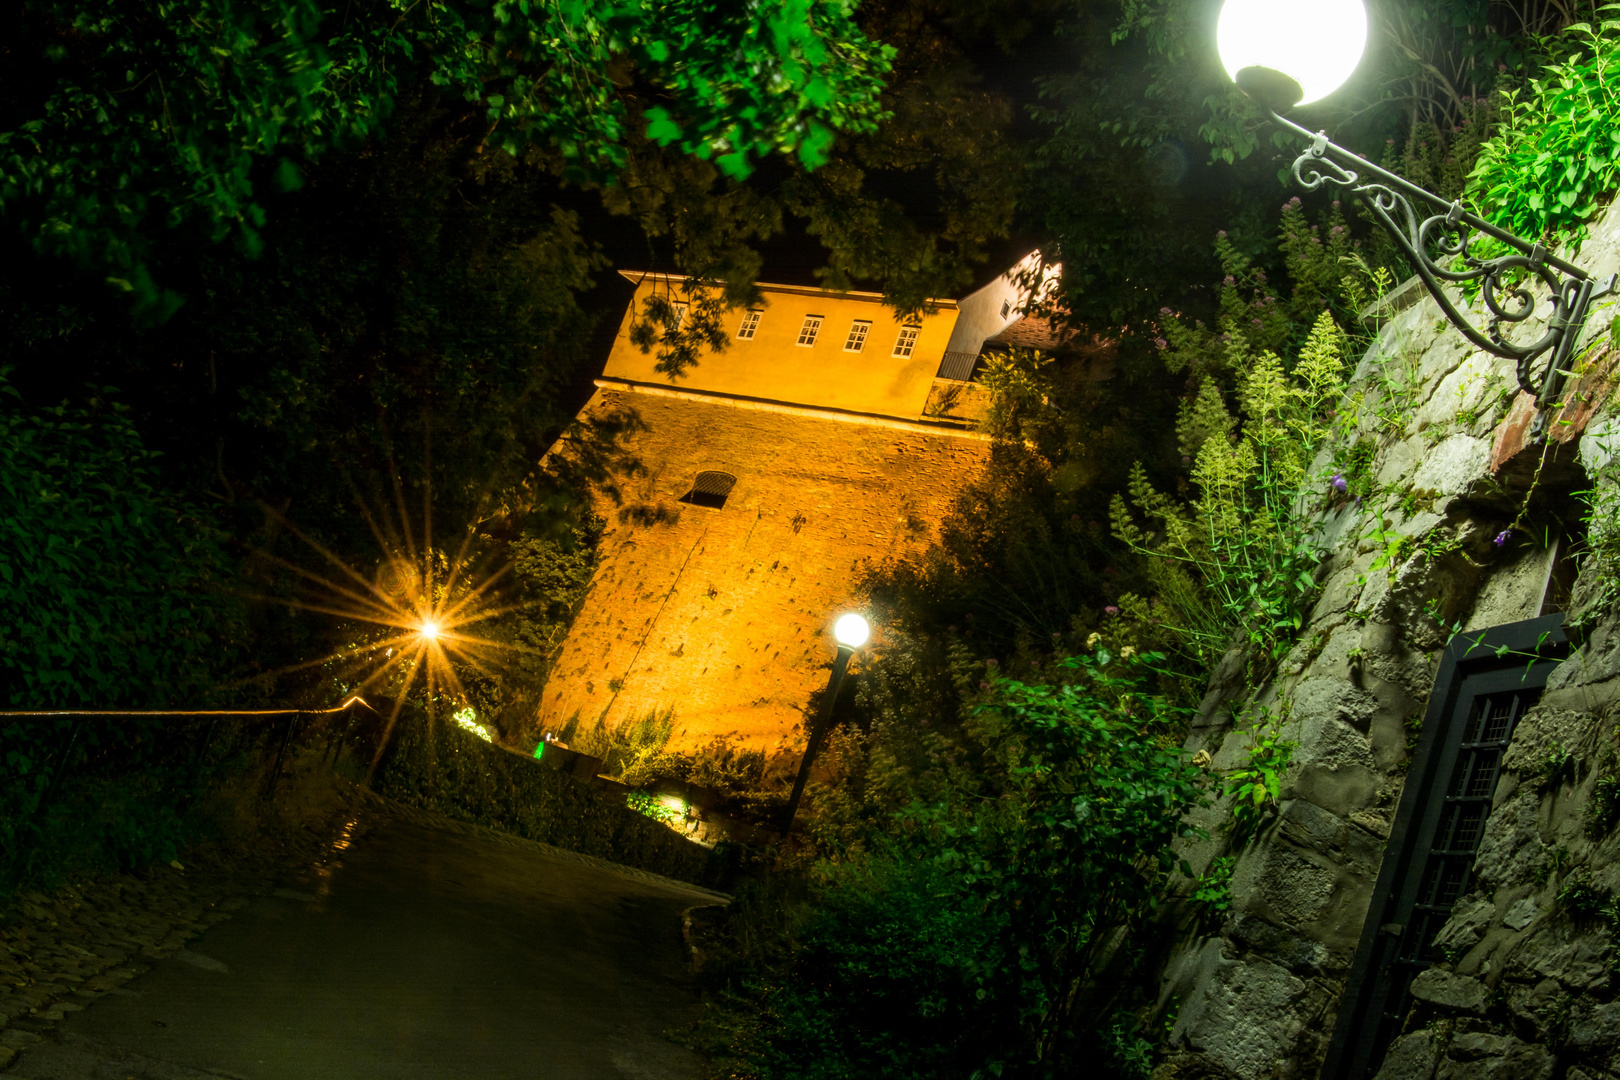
[{"left": 1274, "top": 111, "right": 1616, "bottom": 438}]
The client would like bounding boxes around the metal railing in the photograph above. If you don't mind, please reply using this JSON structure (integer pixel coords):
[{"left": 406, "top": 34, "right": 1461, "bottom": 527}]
[{"left": 0, "top": 697, "right": 377, "bottom": 826}]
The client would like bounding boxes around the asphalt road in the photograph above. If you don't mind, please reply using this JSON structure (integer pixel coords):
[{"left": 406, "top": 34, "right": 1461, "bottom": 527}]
[{"left": 11, "top": 812, "right": 721, "bottom": 1080}]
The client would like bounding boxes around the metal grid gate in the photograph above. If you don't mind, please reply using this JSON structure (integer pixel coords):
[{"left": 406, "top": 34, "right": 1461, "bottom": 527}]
[{"left": 1322, "top": 615, "right": 1568, "bottom": 1080}]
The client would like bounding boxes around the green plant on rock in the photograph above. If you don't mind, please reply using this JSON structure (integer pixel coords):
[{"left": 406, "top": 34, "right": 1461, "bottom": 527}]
[
  {"left": 1468, "top": 12, "right": 1620, "bottom": 257},
  {"left": 1112, "top": 312, "right": 1348, "bottom": 672},
  {"left": 1225, "top": 709, "right": 1295, "bottom": 841},
  {"left": 1558, "top": 871, "right": 1620, "bottom": 936},
  {"left": 1190, "top": 855, "right": 1237, "bottom": 920},
  {"left": 1577, "top": 416, "right": 1620, "bottom": 618},
  {"left": 1586, "top": 762, "right": 1620, "bottom": 839}
]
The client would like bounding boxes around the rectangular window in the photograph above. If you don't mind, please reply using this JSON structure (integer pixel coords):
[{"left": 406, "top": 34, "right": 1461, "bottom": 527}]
[
  {"left": 797, "top": 315, "right": 823, "bottom": 347},
  {"left": 845, "top": 320, "right": 871, "bottom": 352},
  {"left": 737, "top": 310, "right": 762, "bottom": 339},
  {"left": 1000, "top": 299, "right": 1012, "bottom": 319},
  {"left": 892, "top": 324, "right": 920, "bottom": 358},
  {"left": 670, "top": 301, "right": 688, "bottom": 330}
]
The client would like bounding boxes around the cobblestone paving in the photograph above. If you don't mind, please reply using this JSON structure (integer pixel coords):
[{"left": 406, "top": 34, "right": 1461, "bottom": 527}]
[{"left": 0, "top": 785, "right": 371, "bottom": 1074}]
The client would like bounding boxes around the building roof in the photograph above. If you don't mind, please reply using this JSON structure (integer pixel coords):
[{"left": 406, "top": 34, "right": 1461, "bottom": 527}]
[{"left": 984, "top": 314, "right": 1078, "bottom": 352}]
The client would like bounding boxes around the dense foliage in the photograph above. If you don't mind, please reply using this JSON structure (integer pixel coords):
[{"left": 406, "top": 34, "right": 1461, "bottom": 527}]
[
  {"left": 1468, "top": 11, "right": 1620, "bottom": 248},
  {"left": 0, "top": 369, "right": 237, "bottom": 709},
  {"left": 1, "top": 0, "right": 894, "bottom": 311},
  {"left": 696, "top": 647, "right": 1203, "bottom": 1078}
]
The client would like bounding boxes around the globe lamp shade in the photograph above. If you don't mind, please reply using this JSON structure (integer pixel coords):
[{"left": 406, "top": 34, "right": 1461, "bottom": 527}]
[
  {"left": 833, "top": 613, "right": 870, "bottom": 649},
  {"left": 1217, "top": 0, "right": 1368, "bottom": 109}
]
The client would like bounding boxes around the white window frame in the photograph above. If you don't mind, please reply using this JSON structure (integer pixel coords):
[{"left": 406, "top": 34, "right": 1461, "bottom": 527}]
[
  {"left": 670, "top": 301, "right": 688, "bottom": 330},
  {"left": 797, "top": 315, "right": 824, "bottom": 347},
  {"left": 844, "top": 320, "right": 872, "bottom": 352},
  {"left": 892, "top": 324, "right": 921, "bottom": 358},
  {"left": 737, "top": 309, "right": 762, "bottom": 340}
]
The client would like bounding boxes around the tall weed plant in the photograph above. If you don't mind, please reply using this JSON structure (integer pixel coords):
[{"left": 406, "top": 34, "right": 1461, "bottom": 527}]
[{"left": 1111, "top": 312, "right": 1347, "bottom": 673}]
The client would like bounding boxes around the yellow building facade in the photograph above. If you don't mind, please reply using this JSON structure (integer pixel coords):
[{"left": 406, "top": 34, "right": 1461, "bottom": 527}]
[{"left": 539, "top": 260, "right": 1042, "bottom": 752}]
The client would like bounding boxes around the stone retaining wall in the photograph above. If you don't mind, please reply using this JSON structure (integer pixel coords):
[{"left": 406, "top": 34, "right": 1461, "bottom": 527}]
[{"left": 1148, "top": 197, "right": 1620, "bottom": 1080}]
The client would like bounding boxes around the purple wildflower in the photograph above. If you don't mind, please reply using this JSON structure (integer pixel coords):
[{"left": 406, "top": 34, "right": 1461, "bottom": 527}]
[
  {"left": 1154, "top": 337, "right": 1169, "bottom": 350},
  {"left": 1494, "top": 529, "right": 1512, "bottom": 548},
  {"left": 1160, "top": 306, "right": 1173, "bottom": 315},
  {"left": 1104, "top": 605, "right": 1120, "bottom": 616},
  {"left": 1331, "top": 474, "right": 1347, "bottom": 493}
]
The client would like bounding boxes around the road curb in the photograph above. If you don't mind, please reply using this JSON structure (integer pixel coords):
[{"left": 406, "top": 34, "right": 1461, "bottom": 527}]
[{"left": 341, "top": 782, "right": 733, "bottom": 904}]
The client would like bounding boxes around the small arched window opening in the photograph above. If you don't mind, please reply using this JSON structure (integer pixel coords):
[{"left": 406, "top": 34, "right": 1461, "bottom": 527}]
[{"left": 679, "top": 471, "right": 737, "bottom": 510}]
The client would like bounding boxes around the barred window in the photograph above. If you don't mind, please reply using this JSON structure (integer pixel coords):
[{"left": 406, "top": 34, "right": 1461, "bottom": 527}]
[
  {"left": 679, "top": 471, "right": 738, "bottom": 510},
  {"left": 797, "top": 316, "right": 823, "bottom": 346},
  {"left": 892, "top": 324, "right": 920, "bottom": 358},
  {"left": 845, "top": 320, "right": 871, "bottom": 352},
  {"left": 737, "top": 310, "right": 762, "bottom": 339}
]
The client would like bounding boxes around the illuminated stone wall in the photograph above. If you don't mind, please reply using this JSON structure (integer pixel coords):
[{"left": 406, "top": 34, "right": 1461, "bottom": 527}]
[{"left": 537, "top": 384, "right": 990, "bottom": 752}]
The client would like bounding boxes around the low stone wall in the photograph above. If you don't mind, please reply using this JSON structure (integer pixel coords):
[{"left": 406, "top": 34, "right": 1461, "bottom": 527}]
[
  {"left": 1145, "top": 198, "right": 1620, "bottom": 1080},
  {"left": 373, "top": 712, "right": 723, "bottom": 889}
]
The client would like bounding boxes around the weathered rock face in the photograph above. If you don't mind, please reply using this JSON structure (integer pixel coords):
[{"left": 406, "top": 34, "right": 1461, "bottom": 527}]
[{"left": 1146, "top": 198, "right": 1620, "bottom": 1079}]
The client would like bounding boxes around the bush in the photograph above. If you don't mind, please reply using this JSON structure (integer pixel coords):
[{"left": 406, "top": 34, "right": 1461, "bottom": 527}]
[
  {"left": 1469, "top": 17, "right": 1620, "bottom": 251},
  {"left": 696, "top": 650, "right": 1205, "bottom": 1078},
  {"left": 0, "top": 369, "right": 238, "bottom": 709}
]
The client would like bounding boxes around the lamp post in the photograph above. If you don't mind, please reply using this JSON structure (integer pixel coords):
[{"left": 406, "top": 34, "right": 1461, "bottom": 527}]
[
  {"left": 780, "top": 612, "right": 869, "bottom": 837},
  {"left": 1217, "top": 0, "right": 1616, "bottom": 439}
]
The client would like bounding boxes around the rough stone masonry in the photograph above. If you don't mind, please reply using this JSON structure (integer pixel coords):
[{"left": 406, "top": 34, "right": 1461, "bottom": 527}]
[{"left": 1147, "top": 194, "right": 1620, "bottom": 1080}]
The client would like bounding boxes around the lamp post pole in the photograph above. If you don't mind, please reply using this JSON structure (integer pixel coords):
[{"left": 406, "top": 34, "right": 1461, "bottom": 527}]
[
  {"left": 781, "top": 612, "right": 869, "bottom": 838},
  {"left": 780, "top": 645, "right": 853, "bottom": 837}
]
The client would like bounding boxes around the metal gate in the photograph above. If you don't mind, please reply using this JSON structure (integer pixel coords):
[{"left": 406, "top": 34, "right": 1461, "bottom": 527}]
[{"left": 1321, "top": 614, "right": 1569, "bottom": 1079}]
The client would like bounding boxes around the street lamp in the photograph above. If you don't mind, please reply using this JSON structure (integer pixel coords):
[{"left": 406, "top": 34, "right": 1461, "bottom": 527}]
[
  {"left": 780, "top": 612, "right": 869, "bottom": 836},
  {"left": 1217, "top": 0, "right": 1616, "bottom": 438}
]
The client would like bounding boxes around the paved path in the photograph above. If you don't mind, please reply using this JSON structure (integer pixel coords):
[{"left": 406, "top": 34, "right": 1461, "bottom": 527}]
[{"left": 11, "top": 811, "right": 721, "bottom": 1080}]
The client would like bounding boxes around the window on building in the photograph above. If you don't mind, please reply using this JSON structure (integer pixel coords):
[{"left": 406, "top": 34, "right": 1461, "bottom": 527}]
[
  {"left": 845, "top": 320, "right": 871, "bottom": 352},
  {"left": 737, "top": 310, "right": 762, "bottom": 339},
  {"left": 678, "top": 471, "right": 738, "bottom": 510},
  {"left": 669, "top": 301, "right": 688, "bottom": 332},
  {"left": 797, "top": 316, "right": 823, "bottom": 347},
  {"left": 1000, "top": 299, "right": 1012, "bottom": 319},
  {"left": 892, "top": 324, "right": 921, "bottom": 358}
]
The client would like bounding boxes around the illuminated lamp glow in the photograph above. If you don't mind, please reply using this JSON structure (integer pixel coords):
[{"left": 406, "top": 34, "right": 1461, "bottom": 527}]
[
  {"left": 1216, "top": 0, "right": 1367, "bottom": 107},
  {"left": 833, "top": 613, "right": 870, "bottom": 649},
  {"left": 419, "top": 620, "right": 441, "bottom": 640}
]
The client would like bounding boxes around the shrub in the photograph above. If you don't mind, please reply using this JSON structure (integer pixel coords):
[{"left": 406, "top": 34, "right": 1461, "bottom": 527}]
[
  {"left": 1469, "top": 16, "right": 1620, "bottom": 251},
  {"left": 696, "top": 651, "right": 1205, "bottom": 1077},
  {"left": 0, "top": 369, "right": 238, "bottom": 709}
]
